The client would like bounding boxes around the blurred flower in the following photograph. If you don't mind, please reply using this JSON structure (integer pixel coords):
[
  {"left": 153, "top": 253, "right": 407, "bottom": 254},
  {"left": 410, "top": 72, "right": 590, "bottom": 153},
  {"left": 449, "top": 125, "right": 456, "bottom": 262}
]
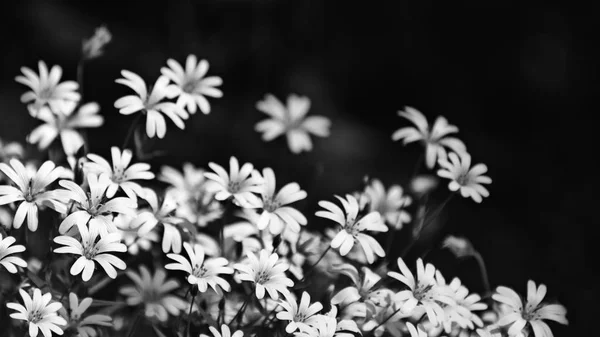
[
  {"left": 165, "top": 242, "right": 233, "bottom": 293},
  {"left": 85, "top": 147, "right": 154, "bottom": 201},
  {"left": 161, "top": 55, "right": 223, "bottom": 115},
  {"left": 159, "top": 163, "right": 207, "bottom": 200},
  {"left": 67, "top": 293, "right": 113, "bottom": 337},
  {"left": 114, "top": 213, "right": 158, "bottom": 255},
  {"left": 200, "top": 324, "right": 243, "bottom": 337},
  {"left": 363, "top": 179, "right": 412, "bottom": 230},
  {"left": 409, "top": 174, "right": 439, "bottom": 197},
  {"left": 28, "top": 102, "right": 103, "bottom": 157},
  {"left": 133, "top": 188, "right": 184, "bottom": 253},
  {"left": 437, "top": 152, "right": 491, "bottom": 203},
  {"left": 255, "top": 94, "right": 331, "bottom": 154},
  {"left": 6, "top": 288, "right": 67, "bottom": 337},
  {"left": 56, "top": 173, "right": 137, "bottom": 236},
  {"left": 331, "top": 264, "right": 381, "bottom": 314},
  {"left": 234, "top": 249, "right": 294, "bottom": 300},
  {"left": 406, "top": 322, "right": 427, "bottom": 337},
  {"left": 492, "top": 280, "right": 568, "bottom": 337},
  {"left": 114, "top": 71, "right": 188, "bottom": 138},
  {"left": 442, "top": 235, "right": 476, "bottom": 258},
  {"left": 15, "top": 61, "right": 80, "bottom": 113},
  {"left": 277, "top": 291, "right": 323, "bottom": 333},
  {"left": 436, "top": 272, "right": 487, "bottom": 332},
  {"left": 0, "top": 138, "right": 24, "bottom": 162},
  {"left": 392, "top": 106, "right": 466, "bottom": 169},
  {"left": 316, "top": 194, "right": 387, "bottom": 264},
  {"left": 204, "top": 156, "right": 263, "bottom": 207},
  {"left": 82, "top": 25, "right": 112, "bottom": 60},
  {"left": 120, "top": 266, "right": 187, "bottom": 322},
  {"left": 53, "top": 225, "right": 127, "bottom": 281},
  {"left": 249, "top": 167, "right": 307, "bottom": 234},
  {"left": 0, "top": 234, "right": 27, "bottom": 273},
  {"left": 0, "top": 159, "right": 66, "bottom": 231}
]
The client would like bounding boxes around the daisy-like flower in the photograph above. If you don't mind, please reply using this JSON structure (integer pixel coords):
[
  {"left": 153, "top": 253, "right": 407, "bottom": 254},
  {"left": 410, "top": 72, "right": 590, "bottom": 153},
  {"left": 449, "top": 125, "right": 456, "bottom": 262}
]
[
  {"left": 204, "top": 156, "right": 263, "bottom": 207},
  {"left": 234, "top": 249, "right": 294, "bottom": 300},
  {"left": 119, "top": 266, "right": 187, "bottom": 322},
  {"left": 295, "top": 306, "right": 361, "bottom": 337},
  {"left": 159, "top": 163, "right": 207, "bottom": 199},
  {"left": 67, "top": 293, "right": 113, "bottom": 337},
  {"left": 27, "top": 102, "right": 103, "bottom": 156},
  {"left": 165, "top": 242, "right": 233, "bottom": 293},
  {"left": 56, "top": 173, "right": 137, "bottom": 236},
  {"left": 492, "top": 280, "right": 568, "bottom": 337},
  {"left": 114, "top": 71, "right": 188, "bottom": 139},
  {"left": 114, "top": 213, "right": 159, "bottom": 255},
  {"left": 436, "top": 273, "right": 487, "bottom": 332},
  {"left": 255, "top": 94, "right": 331, "bottom": 154},
  {"left": 437, "top": 152, "right": 492, "bottom": 203},
  {"left": 200, "top": 324, "right": 243, "bottom": 337},
  {"left": 392, "top": 106, "right": 467, "bottom": 169},
  {"left": 85, "top": 147, "right": 154, "bottom": 201},
  {"left": 0, "top": 234, "right": 27, "bottom": 273},
  {"left": 316, "top": 194, "right": 387, "bottom": 264},
  {"left": 387, "top": 258, "right": 455, "bottom": 327},
  {"left": 16, "top": 61, "right": 80, "bottom": 113},
  {"left": 277, "top": 291, "right": 323, "bottom": 333},
  {"left": 54, "top": 225, "right": 127, "bottom": 281},
  {"left": 0, "top": 159, "right": 65, "bottom": 231},
  {"left": 6, "top": 288, "right": 67, "bottom": 337},
  {"left": 363, "top": 179, "right": 412, "bottom": 230},
  {"left": 331, "top": 264, "right": 381, "bottom": 310},
  {"left": 161, "top": 55, "right": 223, "bottom": 115},
  {"left": 249, "top": 167, "right": 307, "bottom": 234},
  {"left": 133, "top": 188, "right": 185, "bottom": 253}
]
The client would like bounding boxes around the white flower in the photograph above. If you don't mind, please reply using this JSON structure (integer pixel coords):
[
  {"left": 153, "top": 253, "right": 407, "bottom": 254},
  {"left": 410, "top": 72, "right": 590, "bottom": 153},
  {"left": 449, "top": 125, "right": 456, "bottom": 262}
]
[
  {"left": 6, "top": 288, "right": 67, "bottom": 337},
  {"left": 159, "top": 163, "right": 207, "bottom": 199},
  {"left": 119, "top": 266, "right": 187, "bottom": 322},
  {"left": 0, "top": 159, "right": 66, "bottom": 231},
  {"left": 15, "top": 61, "right": 80, "bottom": 112},
  {"left": 437, "top": 152, "right": 492, "bottom": 203},
  {"left": 85, "top": 147, "right": 154, "bottom": 201},
  {"left": 166, "top": 242, "right": 233, "bottom": 293},
  {"left": 363, "top": 179, "right": 412, "bottom": 230},
  {"left": 406, "top": 322, "right": 427, "bottom": 337},
  {"left": 492, "top": 280, "right": 568, "bottom": 337},
  {"left": 392, "top": 106, "right": 466, "bottom": 169},
  {"left": 200, "top": 324, "right": 243, "bottom": 337},
  {"left": 0, "top": 234, "right": 27, "bottom": 273},
  {"left": 204, "top": 156, "right": 263, "bottom": 207},
  {"left": 82, "top": 25, "right": 112, "bottom": 60},
  {"left": 436, "top": 273, "right": 487, "bottom": 332},
  {"left": 114, "top": 71, "right": 188, "bottom": 138},
  {"left": 161, "top": 55, "right": 223, "bottom": 115},
  {"left": 54, "top": 225, "right": 127, "bottom": 281},
  {"left": 114, "top": 213, "right": 158, "bottom": 255},
  {"left": 250, "top": 167, "right": 307, "bottom": 234},
  {"left": 57, "top": 173, "right": 137, "bottom": 236},
  {"left": 387, "top": 258, "right": 455, "bottom": 327},
  {"left": 442, "top": 235, "right": 476, "bottom": 258},
  {"left": 316, "top": 194, "right": 387, "bottom": 264},
  {"left": 410, "top": 174, "right": 439, "bottom": 197},
  {"left": 0, "top": 138, "right": 25, "bottom": 161},
  {"left": 67, "top": 293, "right": 113, "bottom": 337},
  {"left": 234, "top": 249, "right": 294, "bottom": 300},
  {"left": 133, "top": 188, "right": 185, "bottom": 253},
  {"left": 331, "top": 264, "right": 381, "bottom": 311},
  {"left": 27, "top": 101, "right": 103, "bottom": 156},
  {"left": 277, "top": 291, "right": 323, "bottom": 333},
  {"left": 255, "top": 94, "right": 331, "bottom": 154}
]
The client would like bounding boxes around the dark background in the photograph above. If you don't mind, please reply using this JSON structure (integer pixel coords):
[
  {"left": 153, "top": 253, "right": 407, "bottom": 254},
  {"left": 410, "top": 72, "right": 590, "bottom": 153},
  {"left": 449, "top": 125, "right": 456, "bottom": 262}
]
[{"left": 0, "top": 1, "right": 595, "bottom": 335}]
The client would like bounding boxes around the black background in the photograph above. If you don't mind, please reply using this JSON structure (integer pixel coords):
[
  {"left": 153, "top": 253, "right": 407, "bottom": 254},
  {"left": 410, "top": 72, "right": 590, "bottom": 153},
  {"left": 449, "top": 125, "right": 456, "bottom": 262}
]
[{"left": 0, "top": 1, "right": 595, "bottom": 335}]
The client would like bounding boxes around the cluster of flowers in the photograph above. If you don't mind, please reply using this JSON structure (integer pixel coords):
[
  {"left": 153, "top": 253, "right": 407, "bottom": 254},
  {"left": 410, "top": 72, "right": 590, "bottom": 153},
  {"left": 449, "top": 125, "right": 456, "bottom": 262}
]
[{"left": 0, "top": 27, "right": 568, "bottom": 337}]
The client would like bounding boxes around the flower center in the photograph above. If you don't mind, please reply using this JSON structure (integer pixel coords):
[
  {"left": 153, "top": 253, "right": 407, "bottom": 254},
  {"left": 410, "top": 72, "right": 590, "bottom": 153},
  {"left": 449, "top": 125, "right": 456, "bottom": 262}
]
[
  {"left": 38, "top": 86, "right": 54, "bottom": 100},
  {"left": 182, "top": 79, "right": 198, "bottom": 94},
  {"left": 112, "top": 167, "right": 127, "bottom": 183},
  {"left": 228, "top": 181, "right": 241, "bottom": 193},
  {"left": 344, "top": 217, "right": 360, "bottom": 236},
  {"left": 456, "top": 173, "right": 470, "bottom": 186},
  {"left": 256, "top": 271, "right": 270, "bottom": 284},
  {"left": 28, "top": 310, "right": 44, "bottom": 323},
  {"left": 522, "top": 306, "right": 540, "bottom": 321},
  {"left": 263, "top": 197, "right": 280, "bottom": 212},
  {"left": 294, "top": 312, "right": 308, "bottom": 322},
  {"left": 83, "top": 243, "right": 98, "bottom": 260},
  {"left": 193, "top": 264, "right": 208, "bottom": 278},
  {"left": 413, "top": 283, "right": 434, "bottom": 302}
]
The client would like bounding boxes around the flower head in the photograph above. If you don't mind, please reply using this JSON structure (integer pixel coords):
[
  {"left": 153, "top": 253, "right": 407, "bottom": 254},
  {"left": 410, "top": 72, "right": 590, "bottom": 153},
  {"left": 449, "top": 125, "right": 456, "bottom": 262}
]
[
  {"left": 316, "top": 194, "right": 387, "bottom": 264},
  {"left": 27, "top": 102, "right": 103, "bottom": 157},
  {"left": 0, "top": 159, "right": 66, "bottom": 231},
  {"left": 363, "top": 179, "right": 412, "bottom": 230},
  {"left": 255, "top": 94, "right": 331, "bottom": 154},
  {"left": 114, "top": 71, "right": 188, "bottom": 138},
  {"left": 16, "top": 61, "right": 80, "bottom": 112},
  {"left": 331, "top": 264, "right": 382, "bottom": 311},
  {"left": 200, "top": 324, "right": 243, "bottom": 337},
  {"left": 161, "top": 55, "right": 223, "bottom": 114},
  {"left": 234, "top": 249, "right": 294, "bottom": 300},
  {"left": 119, "top": 266, "right": 187, "bottom": 322},
  {"left": 392, "top": 106, "right": 466, "bottom": 169},
  {"left": 82, "top": 25, "right": 112, "bottom": 60},
  {"left": 437, "top": 152, "right": 491, "bottom": 203},
  {"left": 277, "top": 291, "right": 323, "bottom": 333},
  {"left": 114, "top": 213, "right": 158, "bottom": 255},
  {"left": 6, "top": 288, "right": 67, "bottom": 337},
  {"left": 0, "top": 138, "right": 24, "bottom": 162},
  {"left": 442, "top": 235, "right": 476, "bottom": 258},
  {"left": 67, "top": 293, "right": 113, "bottom": 337},
  {"left": 85, "top": 147, "right": 154, "bottom": 201},
  {"left": 166, "top": 242, "right": 233, "bottom": 293},
  {"left": 492, "top": 280, "right": 568, "bottom": 337},
  {"left": 204, "top": 156, "right": 263, "bottom": 207},
  {"left": 54, "top": 224, "right": 127, "bottom": 281},
  {"left": 0, "top": 234, "right": 27, "bottom": 273},
  {"left": 250, "top": 167, "right": 307, "bottom": 234}
]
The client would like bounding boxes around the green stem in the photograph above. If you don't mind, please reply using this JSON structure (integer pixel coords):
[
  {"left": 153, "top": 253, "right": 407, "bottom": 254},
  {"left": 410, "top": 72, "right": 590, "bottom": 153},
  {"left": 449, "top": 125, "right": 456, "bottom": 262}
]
[
  {"left": 474, "top": 252, "right": 491, "bottom": 294},
  {"left": 122, "top": 113, "right": 143, "bottom": 150}
]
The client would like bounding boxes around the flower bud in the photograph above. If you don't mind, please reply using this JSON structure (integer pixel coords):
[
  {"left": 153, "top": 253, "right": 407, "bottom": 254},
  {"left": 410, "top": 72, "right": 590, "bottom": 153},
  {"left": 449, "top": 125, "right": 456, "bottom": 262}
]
[{"left": 82, "top": 26, "right": 112, "bottom": 60}]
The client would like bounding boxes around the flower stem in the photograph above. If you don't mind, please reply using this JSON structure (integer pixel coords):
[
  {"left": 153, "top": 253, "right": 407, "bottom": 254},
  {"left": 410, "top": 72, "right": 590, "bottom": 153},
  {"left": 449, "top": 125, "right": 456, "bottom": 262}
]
[
  {"left": 473, "top": 251, "right": 491, "bottom": 295},
  {"left": 184, "top": 287, "right": 198, "bottom": 337},
  {"left": 299, "top": 245, "right": 331, "bottom": 284},
  {"left": 366, "top": 307, "right": 402, "bottom": 337},
  {"left": 228, "top": 295, "right": 250, "bottom": 326},
  {"left": 126, "top": 311, "right": 143, "bottom": 337},
  {"left": 122, "top": 113, "right": 143, "bottom": 150}
]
